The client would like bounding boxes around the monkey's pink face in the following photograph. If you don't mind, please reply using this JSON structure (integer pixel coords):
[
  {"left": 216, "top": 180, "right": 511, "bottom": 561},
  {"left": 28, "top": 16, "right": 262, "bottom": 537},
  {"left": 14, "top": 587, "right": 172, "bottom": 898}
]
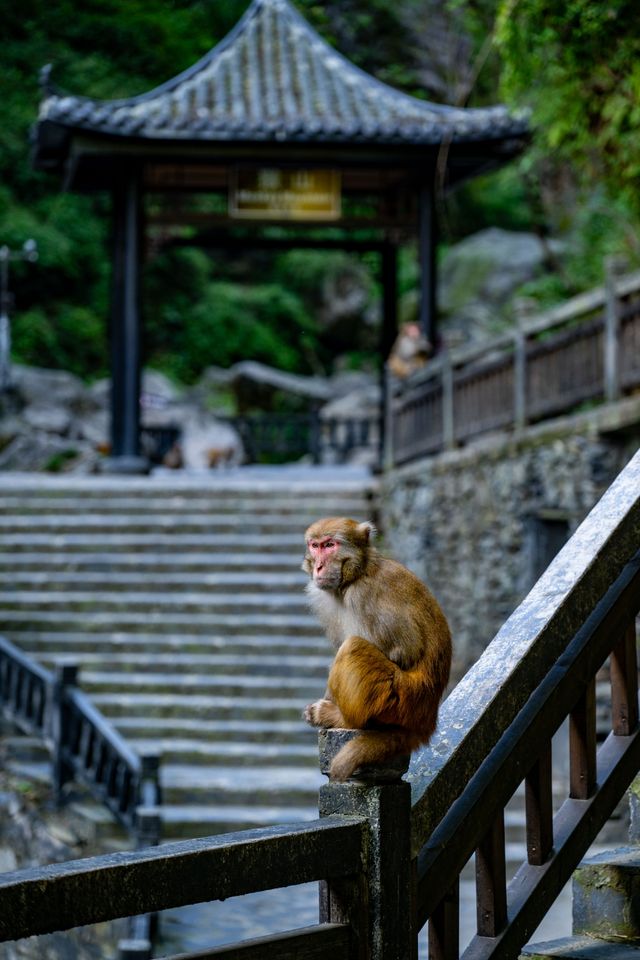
[{"left": 307, "top": 536, "right": 342, "bottom": 590}]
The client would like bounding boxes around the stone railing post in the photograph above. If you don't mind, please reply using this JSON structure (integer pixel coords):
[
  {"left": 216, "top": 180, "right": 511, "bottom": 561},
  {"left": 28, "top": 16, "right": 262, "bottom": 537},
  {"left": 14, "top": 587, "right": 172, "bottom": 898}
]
[
  {"left": 52, "top": 663, "right": 78, "bottom": 805},
  {"left": 318, "top": 730, "right": 414, "bottom": 960}
]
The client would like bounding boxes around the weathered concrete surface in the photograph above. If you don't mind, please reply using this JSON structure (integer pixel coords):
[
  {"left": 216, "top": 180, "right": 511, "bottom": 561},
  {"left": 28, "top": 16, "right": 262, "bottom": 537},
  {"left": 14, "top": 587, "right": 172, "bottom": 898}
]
[{"left": 573, "top": 847, "right": 640, "bottom": 942}]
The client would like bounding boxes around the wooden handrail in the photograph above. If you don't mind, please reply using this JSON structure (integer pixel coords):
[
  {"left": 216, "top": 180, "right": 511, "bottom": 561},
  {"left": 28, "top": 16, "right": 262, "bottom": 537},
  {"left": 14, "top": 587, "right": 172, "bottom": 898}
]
[
  {"left": 410, "top": 447, "right": 640, "bottom": 957},
  {"left": 408, "top": 446, "right": 640, "bottom": 850},
  {"left": 0, "top": 818, "right": 364, "bottom": 943},
  {"left": 390, "top": 265, "right": 640, "bottom": 464}
]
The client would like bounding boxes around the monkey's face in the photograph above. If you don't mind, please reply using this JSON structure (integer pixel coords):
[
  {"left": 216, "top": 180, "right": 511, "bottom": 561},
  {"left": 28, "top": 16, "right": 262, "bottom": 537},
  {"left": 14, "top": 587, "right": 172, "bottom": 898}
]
[
  {"left": 305, "top": 534, "right": 343, "bottom": 590},
  {"left": 302, "top": 517, "right": 374, "bottom": 591}
]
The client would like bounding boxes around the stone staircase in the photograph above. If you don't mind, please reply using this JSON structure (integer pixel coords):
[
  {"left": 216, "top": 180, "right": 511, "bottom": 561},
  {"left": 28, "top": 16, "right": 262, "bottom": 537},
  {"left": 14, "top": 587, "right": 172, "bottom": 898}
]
[
  {"left": 0, "top": 468, "right": 377, "bottom": 840},
  {"left": 523, "top": 843, "right": 640, "bottom": 960}
]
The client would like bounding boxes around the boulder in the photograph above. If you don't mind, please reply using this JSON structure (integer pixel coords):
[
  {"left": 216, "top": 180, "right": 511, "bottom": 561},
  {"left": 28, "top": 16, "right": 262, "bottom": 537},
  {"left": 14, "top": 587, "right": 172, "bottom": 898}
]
[
  {"left": 22, "top": 404, "right": 72, "bottom": 436},
  {"left": 439, "top": 228, "right": 552, "bottom": 342},
  {"left": 12, "top": 365, "right": 88, "bottom": 410}
]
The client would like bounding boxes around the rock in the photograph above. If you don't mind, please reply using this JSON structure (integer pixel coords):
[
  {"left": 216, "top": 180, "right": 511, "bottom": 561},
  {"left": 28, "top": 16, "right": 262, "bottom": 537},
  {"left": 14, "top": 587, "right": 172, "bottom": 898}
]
[
  {"left": 0, "top": 846, "right": 17, "bottom": 872},
  {"left": 439, "top": 228, "right": 552, "bottom": 342},
  {"left": 0, "top": 432, "right": 92, "bottom": 473},
  {"left": 320, "top": 261, "right": 371, "bottom": 328},
  {"left": 75, "top": 409, "right": 109, "bottom": 446},
  {"left": 23, "top": 404, "right": 72, "bottom": 435},
  {"left": 12, "top": 365, "right": 88, "bottom": 409}
]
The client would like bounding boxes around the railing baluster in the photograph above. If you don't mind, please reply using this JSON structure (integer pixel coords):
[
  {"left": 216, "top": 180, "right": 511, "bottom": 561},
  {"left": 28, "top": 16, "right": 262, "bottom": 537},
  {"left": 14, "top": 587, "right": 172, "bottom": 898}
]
[
  {"left": 610, "top": 621, "right": 639, "bottom": 736},
  {"left": 429, "top": 879, "right": 459, "bottom": 960},
  {"left": 525, "top": 741, "right": 553, "bottom": 865},
  {"left": 476, "top": 810, "right": 507, "bottom": 937},
  {"left": 570, "top": 677, "right": 597, "bottom": 799}
]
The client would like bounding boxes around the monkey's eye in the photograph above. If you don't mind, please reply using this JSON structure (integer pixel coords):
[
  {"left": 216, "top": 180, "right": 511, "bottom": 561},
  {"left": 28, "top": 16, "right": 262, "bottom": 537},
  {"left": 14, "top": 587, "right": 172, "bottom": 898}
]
[{"left": 324, "top": 540, "right": 336, "bottom": 549}]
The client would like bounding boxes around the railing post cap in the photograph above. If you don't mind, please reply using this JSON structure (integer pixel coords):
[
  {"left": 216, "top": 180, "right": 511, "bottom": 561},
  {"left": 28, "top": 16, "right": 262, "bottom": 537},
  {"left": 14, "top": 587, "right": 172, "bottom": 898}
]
[{"left": 318, "top": 728, "right": 410, "bottom": 783}]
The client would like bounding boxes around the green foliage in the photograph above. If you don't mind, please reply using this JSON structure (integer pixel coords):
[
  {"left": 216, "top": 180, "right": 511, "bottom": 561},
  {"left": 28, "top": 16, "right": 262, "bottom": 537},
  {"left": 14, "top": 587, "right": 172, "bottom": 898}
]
[
  {"left": 144, "top": 249, "right": 319, "bottom": 384},
  {"left": 444, "top": 166, "right": 537, "bottom": 239},
  {"left": 496, "top": 0, "right": 640, "bottom": 220}
]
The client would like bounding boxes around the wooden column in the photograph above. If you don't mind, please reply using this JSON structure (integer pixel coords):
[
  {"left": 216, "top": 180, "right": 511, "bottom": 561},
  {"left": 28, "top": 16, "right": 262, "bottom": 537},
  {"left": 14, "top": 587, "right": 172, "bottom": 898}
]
[
  {"left": 106, "top": 166, "right": 148, "bottom": 474},
  {"left": 418, "top": 182, "right": 438, "bottom": 351}
]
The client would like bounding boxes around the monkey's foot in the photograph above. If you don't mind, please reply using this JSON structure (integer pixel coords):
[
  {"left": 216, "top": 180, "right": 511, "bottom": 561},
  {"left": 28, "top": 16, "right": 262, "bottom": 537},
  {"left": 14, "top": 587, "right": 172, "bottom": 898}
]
[{"left": 303, "top": 699, "right": 345, "bottom": 728}]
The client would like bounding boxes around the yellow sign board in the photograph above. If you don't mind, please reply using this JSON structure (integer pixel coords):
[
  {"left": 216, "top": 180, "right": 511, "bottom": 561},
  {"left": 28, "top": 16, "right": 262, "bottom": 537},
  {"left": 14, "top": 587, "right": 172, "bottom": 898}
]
[{"left": 229, "top": 168, "right": 341, "bottom": 220}]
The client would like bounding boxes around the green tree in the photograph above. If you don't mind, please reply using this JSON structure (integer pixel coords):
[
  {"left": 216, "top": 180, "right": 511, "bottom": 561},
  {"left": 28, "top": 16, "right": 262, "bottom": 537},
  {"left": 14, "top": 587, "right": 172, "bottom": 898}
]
[{"left": 496, "top": 0, "right": 640, "bottom": 222}]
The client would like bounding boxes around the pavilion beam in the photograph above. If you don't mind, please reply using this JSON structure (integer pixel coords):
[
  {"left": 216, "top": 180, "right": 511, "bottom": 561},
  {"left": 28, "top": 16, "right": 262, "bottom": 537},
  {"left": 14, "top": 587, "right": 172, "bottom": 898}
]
[
  {"left": 106, "top": 167, "right": 148, "bottom": 474},
  {"left": 418, "top": 181, "right": 438, "bottom": 352}
]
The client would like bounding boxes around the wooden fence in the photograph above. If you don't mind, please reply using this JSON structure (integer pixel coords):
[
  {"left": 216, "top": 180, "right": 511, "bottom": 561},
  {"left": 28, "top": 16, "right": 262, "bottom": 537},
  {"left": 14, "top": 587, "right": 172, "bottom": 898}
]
[
  {"left": 1, "top": 449, "right": 638, "bottom": 959},
  {"left": 389, "top": 264, "right": 640, "bottom": 465}
]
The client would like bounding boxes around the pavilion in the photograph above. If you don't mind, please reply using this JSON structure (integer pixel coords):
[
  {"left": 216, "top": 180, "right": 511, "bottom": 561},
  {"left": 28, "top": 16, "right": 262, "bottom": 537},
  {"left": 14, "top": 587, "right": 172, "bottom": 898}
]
[{"left": 32, "top": 0, "right": 528, "bottom": 472}]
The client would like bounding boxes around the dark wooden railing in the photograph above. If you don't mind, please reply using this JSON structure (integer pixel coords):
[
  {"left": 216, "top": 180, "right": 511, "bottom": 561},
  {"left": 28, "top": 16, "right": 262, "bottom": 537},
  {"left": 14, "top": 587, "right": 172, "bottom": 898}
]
[
  {"left": 0, "top": 450, "right": 638, "bottom": 960},
  {"left": 389, "top": 264, "right": 640, "bottom": 466},
  {"left": 0, "top": 639, "right": 160, "bottom": 845},
  {"left": 231, "top": 411, "right": 379, "bottom": 465},
  {"left": 0, "top": 640, "right": 161, "bottom": 958}
]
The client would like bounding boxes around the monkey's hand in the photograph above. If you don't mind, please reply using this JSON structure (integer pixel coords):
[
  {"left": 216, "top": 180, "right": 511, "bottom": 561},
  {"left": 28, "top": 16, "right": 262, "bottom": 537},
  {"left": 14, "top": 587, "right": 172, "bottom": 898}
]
[{"left": 303, "top": 699, "right": 345, "bottom": 728}]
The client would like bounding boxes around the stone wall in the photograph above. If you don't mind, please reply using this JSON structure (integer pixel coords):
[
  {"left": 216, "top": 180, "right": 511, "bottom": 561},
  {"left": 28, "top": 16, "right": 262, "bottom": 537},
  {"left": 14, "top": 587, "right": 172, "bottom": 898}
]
[{"left": 380, "top": 397, "right": 640, "bottom": 679}]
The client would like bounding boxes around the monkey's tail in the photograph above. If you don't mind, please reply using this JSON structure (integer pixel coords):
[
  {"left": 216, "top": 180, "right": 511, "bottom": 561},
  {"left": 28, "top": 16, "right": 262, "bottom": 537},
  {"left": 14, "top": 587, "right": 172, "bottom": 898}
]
[{"left": 329, "top": 729, "right": 419, "bottom": 782}]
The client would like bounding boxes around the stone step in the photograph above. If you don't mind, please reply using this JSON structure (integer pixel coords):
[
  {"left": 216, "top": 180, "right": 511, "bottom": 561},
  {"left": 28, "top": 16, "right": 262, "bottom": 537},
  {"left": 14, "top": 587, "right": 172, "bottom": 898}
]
[
  {"left": 15, "top": 631, "right": 328, "bottom": 656},
  {"left": 522, "top": 937, "right": 639, "bottom": 960},
  {"left": 572, "top": 847, "right": 640, "bottom": 942},
  {"left": 2, "top": 571, "right": 309, "bottom": 593},
  {"left": 127, "top": 737, "right": 318, "bottom": 766},
  {"left": 0, "top": 552, "right": 301, "bottom": 574},
  {"left": 0, "top": 472, "right": 374, "bottom": 497},
  {"left": 157, "top": 803, "right": 317, "bottom": 839},
  {"left": 78, "top": 671, "right": 322, "bottom": 699},
  {"left": 0, "top": 533, "right": 303, "bottom": 553},
  {"left": 0, "top": 590, "right": 311, "bottom": 615},
  {"left": 1, "top": 611, "right": 320, "bottom": 634},
  {"left": 113, "top": 717, "right": 318, "bottom": 744},
  {"left": 159, "top": 764, "right": 323, "bottom": 806},
  {"left": 0, "top": 514, "right": 362, "bottom": 534},
  {"left": 0, "top": 496, "right": 371, "bottom": 516},
  {"left": 34, "top": 651, "right": 330, "bottom": 678},
  {"left": 0, "top": 551, "right": 301, "bottom": 571},
  {"left": 91, "top": 692, "right": 310, "bottom": 721}
]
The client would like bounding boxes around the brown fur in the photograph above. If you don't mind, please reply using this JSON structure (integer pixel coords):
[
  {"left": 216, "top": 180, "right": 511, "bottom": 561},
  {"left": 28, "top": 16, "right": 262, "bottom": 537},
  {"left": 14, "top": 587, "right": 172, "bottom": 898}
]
[{"left": 302, "top": 517, "right": 452, "bottom": 781}]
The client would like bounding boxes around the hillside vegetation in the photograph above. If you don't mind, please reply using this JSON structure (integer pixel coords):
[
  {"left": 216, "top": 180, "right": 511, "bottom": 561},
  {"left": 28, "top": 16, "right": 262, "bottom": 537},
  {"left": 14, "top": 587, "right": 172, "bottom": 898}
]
[{"left": 1, "top": 0, "right": 638, "bottom": 384}]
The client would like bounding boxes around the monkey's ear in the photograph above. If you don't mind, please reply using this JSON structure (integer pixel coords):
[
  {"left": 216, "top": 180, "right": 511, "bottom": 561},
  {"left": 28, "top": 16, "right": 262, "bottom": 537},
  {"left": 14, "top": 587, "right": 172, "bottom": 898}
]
[{"left": 357, "top": 521, "right": 376, "bottom": 542}]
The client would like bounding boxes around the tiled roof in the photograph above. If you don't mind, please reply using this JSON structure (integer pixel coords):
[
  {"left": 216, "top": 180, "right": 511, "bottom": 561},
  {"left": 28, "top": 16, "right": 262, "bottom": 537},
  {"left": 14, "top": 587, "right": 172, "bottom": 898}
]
[{"left": 37, "top": 0, "right": 527, "bottom": 147}]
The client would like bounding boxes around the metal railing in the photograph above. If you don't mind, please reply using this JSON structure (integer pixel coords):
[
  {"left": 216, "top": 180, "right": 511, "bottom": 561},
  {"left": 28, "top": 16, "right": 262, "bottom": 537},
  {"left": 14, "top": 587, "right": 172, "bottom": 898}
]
[
  {"left": 0, "top": 450, "right": 639, "bottom": 960},
  {"left": 230, "top": 411, "right": 380, "bottom": 465},
  {"left": 389, "top": 262, "right": 640, "bottom": 465}
]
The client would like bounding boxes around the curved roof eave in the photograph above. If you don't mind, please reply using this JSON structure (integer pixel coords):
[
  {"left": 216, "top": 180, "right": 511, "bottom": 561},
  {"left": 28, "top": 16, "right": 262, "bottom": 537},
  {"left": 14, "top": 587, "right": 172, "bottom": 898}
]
[{"left": 34, "top": 0, "right": 529, "bottom": 156}]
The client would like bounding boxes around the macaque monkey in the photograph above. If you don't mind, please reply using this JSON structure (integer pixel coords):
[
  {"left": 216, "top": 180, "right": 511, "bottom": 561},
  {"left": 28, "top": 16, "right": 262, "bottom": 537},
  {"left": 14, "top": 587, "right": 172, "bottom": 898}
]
[{"left": 302, "top": 517, "right": 452, "bottom": 781}]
